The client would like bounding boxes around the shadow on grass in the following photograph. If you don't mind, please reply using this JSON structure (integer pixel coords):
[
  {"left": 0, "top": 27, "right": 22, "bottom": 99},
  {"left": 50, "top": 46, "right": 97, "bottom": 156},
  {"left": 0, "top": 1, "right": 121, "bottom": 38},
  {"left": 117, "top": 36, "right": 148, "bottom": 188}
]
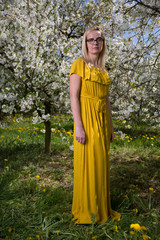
[
  {"left": 110, "top": 151, "right": 160, "bottom": 210},
  {"left": 0, "top": 170, "right": 72, "bottom": 239}
]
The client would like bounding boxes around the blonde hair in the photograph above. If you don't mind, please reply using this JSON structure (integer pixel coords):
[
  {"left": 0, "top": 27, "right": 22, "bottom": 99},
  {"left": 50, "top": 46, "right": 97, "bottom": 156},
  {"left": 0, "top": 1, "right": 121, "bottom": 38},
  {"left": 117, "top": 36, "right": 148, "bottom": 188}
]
[{"left": 82, "top": 26, "right": 106, "bottom": 71}]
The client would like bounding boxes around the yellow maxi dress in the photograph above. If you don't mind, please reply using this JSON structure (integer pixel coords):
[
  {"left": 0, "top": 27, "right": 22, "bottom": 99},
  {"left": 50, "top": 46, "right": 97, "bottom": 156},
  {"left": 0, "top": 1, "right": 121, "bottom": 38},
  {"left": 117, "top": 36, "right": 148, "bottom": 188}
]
[{"left": 70, "top": 57, "right": 120, "bottom": 224}]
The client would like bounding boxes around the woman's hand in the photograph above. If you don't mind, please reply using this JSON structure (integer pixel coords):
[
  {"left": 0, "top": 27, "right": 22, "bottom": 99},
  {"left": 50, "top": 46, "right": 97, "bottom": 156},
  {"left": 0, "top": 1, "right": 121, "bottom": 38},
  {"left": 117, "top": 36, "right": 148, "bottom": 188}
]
[
  {"left": 76, "top": 127, "right": 86, "bottom": 144},
  {"left": 110, "top": 127, "right": 114, "bottom": 142}
]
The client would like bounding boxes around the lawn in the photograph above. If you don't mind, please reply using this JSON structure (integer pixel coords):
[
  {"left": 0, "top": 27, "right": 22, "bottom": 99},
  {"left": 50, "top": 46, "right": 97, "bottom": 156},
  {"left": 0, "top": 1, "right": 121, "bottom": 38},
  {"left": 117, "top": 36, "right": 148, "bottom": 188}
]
[{"left": 0, "top": 114, "right": 160, "bottom": 240}]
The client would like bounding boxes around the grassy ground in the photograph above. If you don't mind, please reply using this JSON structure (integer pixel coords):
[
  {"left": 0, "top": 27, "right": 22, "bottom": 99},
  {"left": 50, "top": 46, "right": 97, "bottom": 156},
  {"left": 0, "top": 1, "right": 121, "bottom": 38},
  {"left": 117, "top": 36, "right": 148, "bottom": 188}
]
[{"left": 0, "top": 114, "right": 160, "bottom": 240}]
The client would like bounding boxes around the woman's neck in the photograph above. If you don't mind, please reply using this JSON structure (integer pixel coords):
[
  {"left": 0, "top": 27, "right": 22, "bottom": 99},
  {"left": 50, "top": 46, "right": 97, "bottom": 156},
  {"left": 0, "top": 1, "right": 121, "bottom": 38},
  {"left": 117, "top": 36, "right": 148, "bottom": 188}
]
[{"left": 88, "top": 54, "right": 99, "bottom": 67}]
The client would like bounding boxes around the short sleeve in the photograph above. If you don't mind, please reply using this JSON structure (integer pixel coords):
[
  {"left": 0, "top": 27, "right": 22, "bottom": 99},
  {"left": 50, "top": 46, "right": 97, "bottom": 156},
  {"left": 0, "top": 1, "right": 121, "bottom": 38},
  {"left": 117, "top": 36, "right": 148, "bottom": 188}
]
[{"left": 69, "top": 58, "right": 84, "bottom": 78}]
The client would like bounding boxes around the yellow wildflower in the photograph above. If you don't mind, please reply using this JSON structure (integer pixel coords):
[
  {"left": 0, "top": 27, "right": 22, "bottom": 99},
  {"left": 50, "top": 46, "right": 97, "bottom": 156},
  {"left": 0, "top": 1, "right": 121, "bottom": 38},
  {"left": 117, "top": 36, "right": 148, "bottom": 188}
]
[
  {"left": 36, "top": 235, "right": 40, "bottom": 240},
  {"left": 102, "top": 227, "right": 106, "bottom": 230},
  {"left": 43, "top": 189, "right": 46, "bottom": 192},
  {"left": 8, "top": 228, "right": 12, "bottom": 232},
  {"left": 141, "top": 226, "right": 147, "bottom": 231},
  {"left": 135, "top": 208, "right": 138, "bottom": 213},
  {"left": 143, "top": 234, "right": 149, "bottom": 240},
  {"left": 130, "top": 231, "right": 135, "bottom": 235},
  {"left": 27, "top": 237, "right": 32, "bottom": 240},
  {"left": 5, "top": 166, "right": 9, "bottom": 169},
  {"left": 149, "top": 187, "right": 154, "bottom": 191},
  {"left": 115, "top": 225, "right": 118, "bottom": 232},
  {"left": 130, "top": 223, "right": 141, "bottom": 231},
  {"left": 36, "top": 175, "right": 40, "bottom": 178},
  {"left": 4, "top": 159, "right": 8, "bottom": 161},
  {"left": 67, "top": 131, "right": 72, "bottom": 136},
  {"left": 92, "top": 236, "right": 98, "bottom": 239},
  {"left": 125, "top": 194, "right": 129, "bottom": 200},
  {"left": 1, "top": 136, "right": 4, "bottom": 138},
  {"left": 57, "top": 230, "right": 60, "bottom": 236}
]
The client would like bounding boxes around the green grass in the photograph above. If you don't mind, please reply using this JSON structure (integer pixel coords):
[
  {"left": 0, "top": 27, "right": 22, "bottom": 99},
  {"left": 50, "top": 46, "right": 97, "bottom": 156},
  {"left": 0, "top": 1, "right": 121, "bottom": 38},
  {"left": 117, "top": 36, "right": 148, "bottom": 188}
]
[{"left": 0, "top": 115, "right": 160, "bottom": 240}]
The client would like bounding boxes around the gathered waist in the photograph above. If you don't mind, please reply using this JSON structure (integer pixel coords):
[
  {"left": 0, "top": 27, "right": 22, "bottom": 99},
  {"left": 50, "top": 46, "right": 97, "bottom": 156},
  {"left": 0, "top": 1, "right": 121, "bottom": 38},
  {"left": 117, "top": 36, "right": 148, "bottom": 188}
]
[
  {"left": 80, "top": 95, "right": 107, "bottom": 100},
  {"left": 80, "top": 94, "right": 108, "bottom": 117}
]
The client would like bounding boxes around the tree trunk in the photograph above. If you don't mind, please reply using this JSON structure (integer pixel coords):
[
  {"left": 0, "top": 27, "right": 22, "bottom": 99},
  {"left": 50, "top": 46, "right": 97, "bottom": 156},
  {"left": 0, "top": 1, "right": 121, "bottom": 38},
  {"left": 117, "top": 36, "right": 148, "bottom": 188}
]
[
  {"left": 44, "top": 101, "right": 51, "bottom": 154},
  {"left": 44, "top": 120, "right": 51, "bottom": 154}
]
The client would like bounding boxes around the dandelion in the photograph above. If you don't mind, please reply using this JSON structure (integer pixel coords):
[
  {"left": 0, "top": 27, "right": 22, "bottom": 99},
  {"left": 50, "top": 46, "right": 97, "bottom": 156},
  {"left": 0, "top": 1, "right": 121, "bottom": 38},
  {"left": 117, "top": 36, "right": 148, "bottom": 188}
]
[
  {"left": 125, "top": 194, "right": 129, "bottom": 200},
  {"left": 43, "top": 189, "right": 46, "bottom": 192},
  {"left": 36, "top": 235, "right": 40, "bottom": 240},
  {"left": 143, "top": 234, "right": 149, "bottom": 240},
  {"left": 130, "top": 223, "right": 141, "bottom": 231},
  {"left": 4, "top": 159, "right": 8, "bottom": 161},
  {"left": 149, "top": 187, "right": 154, "bottom": 191},
  {"left": 130, "top": 231, "right": 135, "bottom": 235},
  {"left": 141, "top": 226, "right": 147, "bottom": 231},
  {"left": 17, "top": 135, "right": 20, "bottom": 139},
  {"left": 67, "top": 131, "right": 72, "bottom": 136},
  {"left": 115, "top": 225, "right": 118, "bottom": 232},
  {"left": 1, "top": 135, "right": 4, "bottom": 138},
  {"left": 57, "top": 230, "right": 60, "bottom": 236},
  {"left": 8, "top": 228, "right": 12, "bottom": 232},
  {"left": 36, "top": 175, "right": 40, "bottom": 178},
  {"left": 5, "top": 166, "right": 9, "bottom": 169},
  {"left": 92, "top": 236, "right": 98, "bottom": 239}
]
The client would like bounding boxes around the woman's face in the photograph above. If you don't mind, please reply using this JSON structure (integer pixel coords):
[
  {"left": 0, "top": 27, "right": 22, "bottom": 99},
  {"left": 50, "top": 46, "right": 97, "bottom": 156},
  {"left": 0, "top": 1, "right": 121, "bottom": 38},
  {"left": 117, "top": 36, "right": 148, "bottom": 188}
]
[{"left": 86, "top": 30, "right": 104, "bottom": 55}]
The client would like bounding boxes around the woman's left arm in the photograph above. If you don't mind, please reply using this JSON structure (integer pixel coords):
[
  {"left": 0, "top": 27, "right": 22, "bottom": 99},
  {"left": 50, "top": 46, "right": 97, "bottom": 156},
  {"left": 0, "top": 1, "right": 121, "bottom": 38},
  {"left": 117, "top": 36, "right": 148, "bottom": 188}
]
[{"left": 106, "top": 96, "right": 114, "bottom": 142}]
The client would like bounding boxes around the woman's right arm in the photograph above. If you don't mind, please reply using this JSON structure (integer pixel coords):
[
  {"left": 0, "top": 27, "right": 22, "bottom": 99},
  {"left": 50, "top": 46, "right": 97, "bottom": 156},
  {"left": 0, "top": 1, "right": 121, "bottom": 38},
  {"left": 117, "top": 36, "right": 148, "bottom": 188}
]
[{"left": 70, "top": 73, "right": 86, "bottom": 144}]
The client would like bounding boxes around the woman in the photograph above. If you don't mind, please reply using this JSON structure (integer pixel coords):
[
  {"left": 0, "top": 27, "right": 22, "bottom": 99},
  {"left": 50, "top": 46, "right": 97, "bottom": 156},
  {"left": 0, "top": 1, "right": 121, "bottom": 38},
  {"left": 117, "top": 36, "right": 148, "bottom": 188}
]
[{"left": 69, "top": 26, "right": 120, "bottom": 224}]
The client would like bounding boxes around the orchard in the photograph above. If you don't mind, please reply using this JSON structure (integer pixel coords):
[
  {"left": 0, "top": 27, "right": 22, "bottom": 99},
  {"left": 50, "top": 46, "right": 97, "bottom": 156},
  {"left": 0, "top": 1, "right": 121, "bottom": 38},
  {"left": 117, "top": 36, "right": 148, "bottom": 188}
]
[
  {"left": 0, "top": 0, "right": 159, "bottom": 152},
  {"left": 0, "top": 1, "right": 160, "bottom": 239}
]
